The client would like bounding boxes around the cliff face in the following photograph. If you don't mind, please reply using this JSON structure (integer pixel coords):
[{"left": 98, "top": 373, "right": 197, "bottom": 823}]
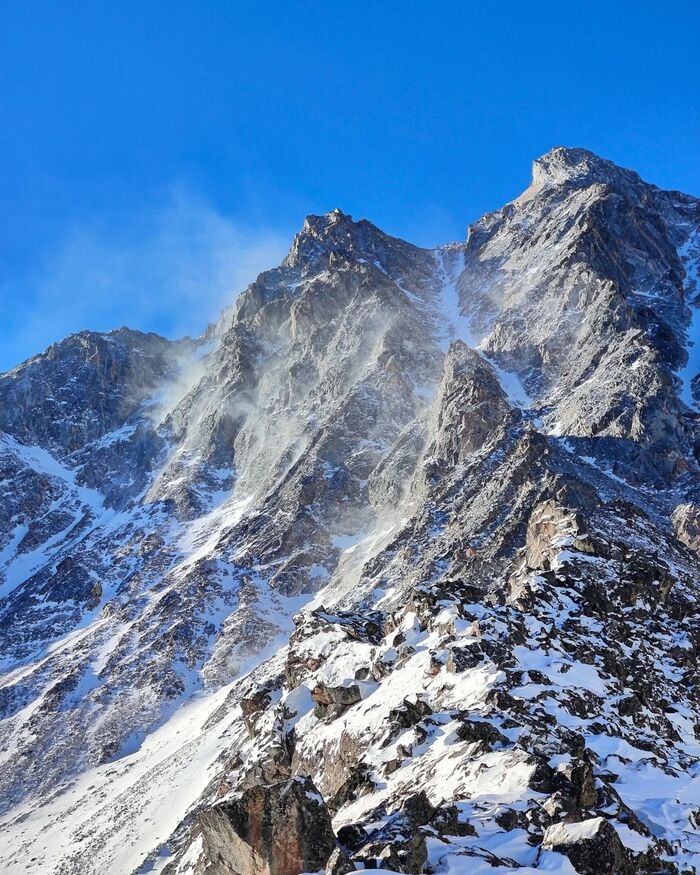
[{"left": 1, "top": 148, "right": 700, "bottom": 874}]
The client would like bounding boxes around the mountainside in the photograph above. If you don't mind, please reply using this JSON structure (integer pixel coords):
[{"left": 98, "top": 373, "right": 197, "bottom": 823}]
[{"left": 1, "top": 147, "right": 700, "bottom": 874}]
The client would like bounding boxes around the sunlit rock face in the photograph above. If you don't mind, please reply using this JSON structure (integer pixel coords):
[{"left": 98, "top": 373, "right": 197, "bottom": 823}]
[{"left": 1, "top": 148, "right": 700, "bottom": 874}]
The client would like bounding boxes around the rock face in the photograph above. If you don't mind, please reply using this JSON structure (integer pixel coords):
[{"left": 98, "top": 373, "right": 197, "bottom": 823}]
[
  {"left": 1, "top": 148, "right": 700, "bottom": 874},
  {"left": 172, "top": 777, "right": 336, "bottom": 875}
]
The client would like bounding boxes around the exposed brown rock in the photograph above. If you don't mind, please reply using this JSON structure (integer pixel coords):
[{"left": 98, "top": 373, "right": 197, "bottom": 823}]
[
  {"left": 181, "top": 777, "right": 336, "bottom": 875},
  {"left": 311, "top": 682, "right": 362, "bottom": 720}
]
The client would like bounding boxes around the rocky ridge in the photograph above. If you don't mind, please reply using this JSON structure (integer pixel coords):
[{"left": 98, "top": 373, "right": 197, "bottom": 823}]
[{"left": 0, "top": 147, "right": 700, "bottom": 874}]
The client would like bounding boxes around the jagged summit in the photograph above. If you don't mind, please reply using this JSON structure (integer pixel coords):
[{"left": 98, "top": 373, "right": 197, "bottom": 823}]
[
  {"left": 1, "top": 150, "right": 700, "bottom": 875},
  {"left": 530, "top": 145, "right": 646, "bottom": 191},
  {"left": 283, "top": 206, "right": 430, "bottom": 275}
]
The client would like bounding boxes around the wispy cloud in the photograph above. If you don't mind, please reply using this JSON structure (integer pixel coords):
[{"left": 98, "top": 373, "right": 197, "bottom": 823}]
[{"left": 2, "top": 187, "right": 290, "bottom": 370}]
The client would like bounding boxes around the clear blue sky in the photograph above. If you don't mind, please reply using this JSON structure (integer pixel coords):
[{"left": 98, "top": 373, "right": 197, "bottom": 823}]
[{"left": 2, "top": 0, "right": 699, "bottom": 370}]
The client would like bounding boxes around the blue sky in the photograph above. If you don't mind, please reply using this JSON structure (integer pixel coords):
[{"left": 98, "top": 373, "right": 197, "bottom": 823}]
[{"left": 2, "top": 1, "right": 699, "bottom": 370}]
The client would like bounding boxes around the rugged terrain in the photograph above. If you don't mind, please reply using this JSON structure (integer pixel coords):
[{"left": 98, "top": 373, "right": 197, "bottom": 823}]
[{"left": 1, "top": 147, "right": 700, "bottom": 874}]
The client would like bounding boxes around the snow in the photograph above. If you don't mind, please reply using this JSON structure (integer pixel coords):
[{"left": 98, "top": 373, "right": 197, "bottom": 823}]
[
  {"left": 173, "top": 834, "right": 204, "bottom": 870},
  {"left": 0, "top": 432, "right": 113, "bottom": 597},
  {"left": 433, "top": 248, "right": 532, "bottom": 408},
  {"left": 512, "top": 645, "right": 609, "bottom": 696},
  {"left": 311, "top": 518, "right": 403, "bottom": 611},
  {"left": 283, "top": 613, "right": 533, "bottom": 857},
  {"left": 331, "top": 532, "right": 363, "bottom": 550},
  {"left": 3, "top": 178, "right": 700, "bottom": 875},
  {"left": 614, "top": 822, "right": 652, "bottom": 853},
  {"left": 176, "top": 491, "right": 254, "bottom": 570},
  {"left": 0, "top": 681, "right": 240, "bottom": 874},
  {"left": 0, "top": 428, "right": 324, "bottom": 873},
  {"left": 1, "top": 433, "right": 101, "bottom": 503},
  {"left": 308, "top": 563, "right": 330, "bottom": 580},
  {"left": 483, "top": 354, "right": 532, "bottom": 408},
  {"left": 545, "top": 816, "right": 604, "bottom": 844},
  {"left": 0, "top": 612, "right": 311, "bottom": 875},
  {"left": 676, "top": 230, "right": 700, "bottom": 407},
  {"left": 93, "top": 422, "right": 138, "bottom": 448},
  {"left": 434, "top": 247, "right": 472, "bottom": 351},
  {"left": 439, "top": 850, "right": 578, "bottom": 875}
]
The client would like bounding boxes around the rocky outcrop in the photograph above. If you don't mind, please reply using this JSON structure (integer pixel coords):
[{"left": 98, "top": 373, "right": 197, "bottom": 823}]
[
  {"left": 0, "top": 328, "right": 188, "bottom": 459},
  {"left": 672, "top": 502, "right": 700, "bottom": 554},
  {"left": 173, "top": 778, "right": 336, "bottom": 875},
  {"left": 354, "top": 833, "right": 427, "bottom": 874},
  {"left": 426, "top": 341, "right": 518, "bottom": 471},
  {"left": 541, "top": 817, "right": 630, "bottom": 874},
  {"left": 324, "top": 848, "right": 355, "bottom": 875},
  {"left": 311, "top": 682, "right": 362, "bottom": 721},
  {"left": 524, "top": 497, "right": 591, "bottom": 571}
]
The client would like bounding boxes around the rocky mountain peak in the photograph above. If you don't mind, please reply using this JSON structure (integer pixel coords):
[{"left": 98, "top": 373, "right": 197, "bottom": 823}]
[
  {"left": 283, "top": 208, "right": 431, "bottom": 279},
  {"left": 526, "top": 145, "right": 645, "bottom": 198},
  {"left": 284, "top": 209, "right": 369, "bottom": 267}
]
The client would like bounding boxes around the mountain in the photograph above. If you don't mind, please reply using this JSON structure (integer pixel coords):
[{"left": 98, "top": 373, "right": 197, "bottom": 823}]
[{"left": 1, "top": 147, "right": 700, "bottom": 874}]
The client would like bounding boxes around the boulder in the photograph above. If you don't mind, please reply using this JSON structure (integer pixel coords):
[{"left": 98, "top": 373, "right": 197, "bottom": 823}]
[
  {"left": 401, "top": 791, "right": 435, "bottom": 826},
  {"left": 431, "top": 803, "right": 477, "bottom": 837},
  {"left": 455, "top": 718, "right": 508, "bottom": 750},
  {"left": 495, "top": 807, "right": 530, "bottom": 831},
  {"left": 446, "top": 644, "right": 483, "bottom": 672},
  {"left": 240, "top": 687, "right": 272, "bottom": 738},
  {"left": 541, "top": 790, "right": 574, "bottom": 822},
  {"left": 525, "top": 499, "right": 590, "bottom": 571},
  {"left": 527, "top": 755, "right": 555, "bottom": 793},
  {"left": 356, "top": 833, "right": 427, "bottom": 874},
  {"left": 312, "top": 682, "right": 362, "bottom": 720},
  {"left": 383, "top": 743, "right": 412, "bottom": 776},
  {"left": 617, "top": 694, "right": 643, "bottom": 717},
  {"left": 336, "top": 823, "right": 367, "bottom": 851},
  {"left": 552, "top": 758, "right": 598, "bottom": 809},
  {"left": 541, "top": 817, "right": 630, "bottom": 874},
  {"left": 328, "top": 763, "right": 375, "bottom": 812},
  {"left": 388, "top": 697, "right": 432, "bottom": 729},
  {"left": 182, "top": 776, "right": 336, "bottom": 875}
]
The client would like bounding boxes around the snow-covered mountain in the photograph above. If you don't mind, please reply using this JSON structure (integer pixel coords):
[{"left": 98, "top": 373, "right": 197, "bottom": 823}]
[{"left": 1, "top": 147, "right": 700, "bottom": 874}]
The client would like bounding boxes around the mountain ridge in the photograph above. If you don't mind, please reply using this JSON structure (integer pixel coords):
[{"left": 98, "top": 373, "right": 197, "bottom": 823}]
[{"left": 1, "top": 147, "right": 700, "bottom": 875}]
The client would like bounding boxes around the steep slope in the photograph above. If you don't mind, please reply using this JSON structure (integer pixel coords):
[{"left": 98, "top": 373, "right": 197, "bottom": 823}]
[
  {"left": 0, "top": 210, "right": 451, "bottom": 823},
  {"left": 1, "top": 148, "right": 700, "bottom": 875}
]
